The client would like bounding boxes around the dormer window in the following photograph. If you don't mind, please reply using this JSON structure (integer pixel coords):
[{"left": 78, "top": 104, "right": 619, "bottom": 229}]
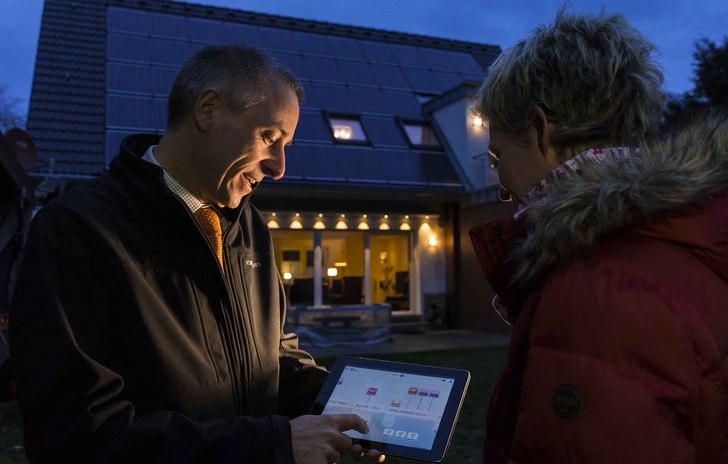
[
  {"left": 399, "top": 120, "right": 441, "bottom": 149},
  {"left": 327, "top": 115, "right": 368, "bottom": 143}
]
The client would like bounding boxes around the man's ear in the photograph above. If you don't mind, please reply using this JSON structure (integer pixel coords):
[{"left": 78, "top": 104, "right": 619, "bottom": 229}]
[{"left": 194, "top": 90, "right": 218, "bottom": 133}]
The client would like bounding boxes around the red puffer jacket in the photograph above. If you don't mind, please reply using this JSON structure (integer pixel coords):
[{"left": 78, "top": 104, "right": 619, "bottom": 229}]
[{"left": 471, "top": 120, "right": 728, "bottom": 463}]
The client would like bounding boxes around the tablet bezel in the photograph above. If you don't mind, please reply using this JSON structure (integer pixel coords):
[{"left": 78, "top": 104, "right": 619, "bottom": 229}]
[{"left": 310, "top": 355, "right": 471, "bottom": 463}]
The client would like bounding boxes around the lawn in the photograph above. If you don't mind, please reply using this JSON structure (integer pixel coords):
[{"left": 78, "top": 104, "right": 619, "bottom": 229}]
[{"left": 0, "top": 345, "right": 507, "bottom": 464}]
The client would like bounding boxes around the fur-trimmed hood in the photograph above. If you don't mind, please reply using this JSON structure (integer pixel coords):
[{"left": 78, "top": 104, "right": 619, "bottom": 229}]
[{"left": 507, "top": 114, "right": 728, "bottom": 290}]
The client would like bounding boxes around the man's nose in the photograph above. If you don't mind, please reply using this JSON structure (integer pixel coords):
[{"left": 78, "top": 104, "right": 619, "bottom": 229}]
[{"left": 263, "top": 148, "right": 285, "bottom": 180}]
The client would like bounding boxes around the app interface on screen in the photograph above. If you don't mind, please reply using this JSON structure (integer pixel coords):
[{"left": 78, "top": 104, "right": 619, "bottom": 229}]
[{"left": 321, "top": 366, "right": 455, "bottom": 450}]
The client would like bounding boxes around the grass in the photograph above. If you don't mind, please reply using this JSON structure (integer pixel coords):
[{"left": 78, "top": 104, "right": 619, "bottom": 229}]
[
  {"left": 0, "top": 402, "right": 26, "bottom": 464},
  {"left": 0, "top": 345, "right": 507, "bottom": 464}
]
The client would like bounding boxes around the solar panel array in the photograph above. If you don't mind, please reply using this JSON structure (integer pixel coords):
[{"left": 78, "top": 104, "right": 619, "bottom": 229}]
[{"left": 106, "top": 6, "right": 485, "bottom": 187}]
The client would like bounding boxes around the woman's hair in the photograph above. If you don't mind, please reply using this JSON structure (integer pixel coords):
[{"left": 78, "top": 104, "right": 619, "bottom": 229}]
[
  {"left": 475, "top": 10, "right": 665, "bottom": 156},
  {"left": 166, "top": 44, "right": 304, "bottom": 130}
]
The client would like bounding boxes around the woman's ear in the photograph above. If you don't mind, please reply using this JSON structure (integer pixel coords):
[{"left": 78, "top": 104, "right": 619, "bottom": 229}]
[
  {"left": 194, "top": 90, "right": 218, "bottom": 133},
  {"left": 532, "top": 105, "right": 551, "bottom": 155},
  {"left": 533, "top": 105, "right": 560, "bottom": 166}
]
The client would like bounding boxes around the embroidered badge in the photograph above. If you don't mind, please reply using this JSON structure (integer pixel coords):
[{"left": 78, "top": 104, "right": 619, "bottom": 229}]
[
  {"left": 549, "top": 384, "right": 583, "bottom": 422},
  {"left": 245, "top": 259, "right": 261, "bottom": 268}
]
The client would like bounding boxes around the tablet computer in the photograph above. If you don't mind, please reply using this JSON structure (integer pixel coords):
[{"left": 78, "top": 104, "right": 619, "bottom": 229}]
[{"left": 310, "top": 356, "right": 470, "bottom": 463}]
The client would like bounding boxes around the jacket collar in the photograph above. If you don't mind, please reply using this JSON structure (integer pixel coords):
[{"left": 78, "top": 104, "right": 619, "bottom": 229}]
[
  {"left": 472, "top": 119, "right": 728, "bottom": 319},
  {"left": 112, "top": 134, "right": 257, "bottom": 223}
]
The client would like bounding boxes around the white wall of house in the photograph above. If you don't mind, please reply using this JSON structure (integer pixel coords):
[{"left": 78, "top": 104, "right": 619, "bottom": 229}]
[{"left": 430, "top": 96, "right": 499, "bottom": 192}]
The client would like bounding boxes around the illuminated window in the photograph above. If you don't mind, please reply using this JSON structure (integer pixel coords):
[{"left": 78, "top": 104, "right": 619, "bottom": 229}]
[
  {"left": 400, "top": 120, "right": 441, "bottom": 149},
  {"left": 328, "top": 115, "right": 368, "bottom": 143}
]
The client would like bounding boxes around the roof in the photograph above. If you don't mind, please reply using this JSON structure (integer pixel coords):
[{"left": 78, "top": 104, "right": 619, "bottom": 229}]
[{"left": 28, "top": 0, "right": 501, "bottom": 195}]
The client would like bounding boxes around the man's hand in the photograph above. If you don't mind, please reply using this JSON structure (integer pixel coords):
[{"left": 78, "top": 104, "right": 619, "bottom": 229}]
[{"left": 290, "top": 414, "right": 385, "bottom": 464}]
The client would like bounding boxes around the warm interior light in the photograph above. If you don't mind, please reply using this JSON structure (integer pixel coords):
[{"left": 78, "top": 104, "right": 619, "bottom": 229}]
[
  {"left": 290, "top": 219, "right": 303, "bottom": 229},
  {"left": 334, "top": 262, "right": 348, "bottom": 268},
  {"left": 327, "top": 267, "right": 338, "bottom": 277},
  {"left": 378, "top": 223, "right": 390, "bottom": 230},
  {"left": 267, "top": 220, "right": 280, "bottom": 229},
  {"left": 283, "top": 272, "right": 292, "bottom": 280},
  {"left": 357, "top": 221, "right": 370, "bottom": 230},
  {"left": 335, "top": 220, "right": 348, "bottom": 230},
  {"left": 399, "top": 222, "right": 411, "bottom": 231},
  {"left": 313, "top": 220, "right": 326, "bottom": 229},
  {"left": 333, "top": 125, "right": 353, "bottom": 139},
  {"left": 428, "top": 236, "right": 438, "bottom": 248}
]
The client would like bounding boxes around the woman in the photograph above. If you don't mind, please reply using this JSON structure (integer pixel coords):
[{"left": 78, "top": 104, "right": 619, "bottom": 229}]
[{"left": 470, "top": 10, "right": 728, "bottom": 463}]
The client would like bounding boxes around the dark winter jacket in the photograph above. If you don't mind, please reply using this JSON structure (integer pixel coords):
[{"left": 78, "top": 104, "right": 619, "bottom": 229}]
[
  {"left": 9, "top": 134, "right": 327, "bottom": 463},
  {"left": 471, "top": 117, "right": 728, "bottom": 463}
]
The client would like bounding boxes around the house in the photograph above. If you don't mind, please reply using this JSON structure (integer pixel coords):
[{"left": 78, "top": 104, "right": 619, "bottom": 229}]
[{"left": 26, "top": 0, "right": 512, "bottom": 334}]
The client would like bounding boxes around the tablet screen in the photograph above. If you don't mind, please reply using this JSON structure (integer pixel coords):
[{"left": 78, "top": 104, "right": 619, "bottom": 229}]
[{"left": 311, "top": 356, "right": 470, "bottom": 462}]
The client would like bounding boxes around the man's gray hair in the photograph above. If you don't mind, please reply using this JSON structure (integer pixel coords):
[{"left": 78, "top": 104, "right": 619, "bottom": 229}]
[
  {"left": 167, "top": 44, "right": 304, "bottom": 130},
  {"left": 475, "top": 10, "right": 665, "bottom": 156}
]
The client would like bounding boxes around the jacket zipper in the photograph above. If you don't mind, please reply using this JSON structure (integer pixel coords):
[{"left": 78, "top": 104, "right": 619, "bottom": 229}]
[
  {"left": 181, "top": 200, "right": 244, "bottom": 413},
  {"left": 221, "top": 226, "right": 251, "bottom": 414}
]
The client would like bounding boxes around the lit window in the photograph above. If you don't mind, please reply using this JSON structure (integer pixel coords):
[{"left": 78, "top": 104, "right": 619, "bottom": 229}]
[
  {"left": 400, "top": 121, "right": 441, "bottom": 148},
  {"left": 328, "top": 115, "right": 368, "bottom": 143}
]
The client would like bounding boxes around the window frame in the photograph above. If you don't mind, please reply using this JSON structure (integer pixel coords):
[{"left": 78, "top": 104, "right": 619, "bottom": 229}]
[
  {"left": 325, "top": 112, "right": 371, "bottom": 145},
  {"left": 396, "top": 118, "right": 442, "bottom": 150}
]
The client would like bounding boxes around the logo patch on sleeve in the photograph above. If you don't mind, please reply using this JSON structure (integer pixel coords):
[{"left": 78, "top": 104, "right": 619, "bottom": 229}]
[{"left": 549, "top": 384, "right": 583, "bottom": 422}]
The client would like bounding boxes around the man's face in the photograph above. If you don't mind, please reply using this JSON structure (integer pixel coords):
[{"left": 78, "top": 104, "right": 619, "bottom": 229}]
[
  {"left": 198, "top": 78, "right": 299, "bottom": 208},
  {"left": 488, "top": 125, "right": 557, "bottom": 204}
]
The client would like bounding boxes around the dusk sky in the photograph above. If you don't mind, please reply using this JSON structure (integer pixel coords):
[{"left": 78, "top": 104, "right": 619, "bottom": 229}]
[{"left": 1, "top": 0, "right": 726, "bottom": 120}]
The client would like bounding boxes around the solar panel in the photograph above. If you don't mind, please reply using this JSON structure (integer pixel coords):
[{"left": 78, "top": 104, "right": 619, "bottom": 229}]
[
  {"left": 306, "top": 84, "right": 350, "bottom": 113},
  {"left": 107, "top": 62, "right": 154, "bottom": 94},
  {"left": 384, "top": 151, "right": 423, "bottom": 183},
  {"left": 294, "top": 111, "right": 333, "bottom": 141},
  {"left": 257, "top": 26, "right": 302, "bottom": 52},
  {"left": 153, "top": 66, "right": 179, "bottom": 97},
  {"left": 344, "top": 87, "right": 391, "bottom": 114},
  {"left": 105, "top": 130, "right": 134, "bottom": 165},
  {"left": 149, "top": 38, "right": 199, "bottom": 66},
  {"left": 304, "top": 56, "right": 345, "bottom": 83},
  {"left": 155, "top": 100, "right": 168, "bottom": 131},
  {"left": 108, "top": 34, "right": 152, "bottom": 62},
  {"left": 148, "top": 12, "right": 189, "bottom": 39},
  {"left": 376, "top": 91, "right": 423, "bottom": 118},
  {"left": 272, "top": 53, "right": 307, "bottom": 79},
  {"left": 290, "top": 145, "right": 350, "bottom": 180},
  {"left": 417, "top": 47, "right": 455, "bottom": 71},
  {"left": 359, "top": 41, "right": 397, "bottom": 64},
  {"left": 296, "top": 31, "right": 335, "bottom": 56},
  {"left": 370, "top": 64, "right": 410, "bottom": 90},
  {"left": 225, "top": 22, "right": 262, "bottom": 47},
  {"left": 338, "top": 61, "right": 378, "bottom": 87},
  {"left": 389, "top": 44, "right": 427, "bottom": 68},
  {"left": 107, "top": 95, "right": 158, "bottom": 131},
  {"left": 420, "top": 153, "right": 461, "bottom": 185},
  {"left": 449, "top": 51, "right": 485, "bottom": 75},
  {"left": 327, "top": 36, "right": 366, "bottom": 61},
  {"left": 339, "top": 146, "right": 387, "bottom": 182},
  {"left": 187, "top": 17, "right": 230, "bottom": 43},
  {"left": 432, "top": 71, "right": 465, "bottom": 92},
  {"left": 401, "top": 67, "right": 444, "bottom": 93},
  {"left": 108, "top": 7, "right": 150, "bottom": 35},
  {"left": 360, "top": 116, "right": 407, "bottom": 147}
]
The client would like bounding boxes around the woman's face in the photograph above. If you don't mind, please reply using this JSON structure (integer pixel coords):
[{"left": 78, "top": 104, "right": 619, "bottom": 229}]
[{"left": 488, "top": 124, "right": 560, "bottom": 203}]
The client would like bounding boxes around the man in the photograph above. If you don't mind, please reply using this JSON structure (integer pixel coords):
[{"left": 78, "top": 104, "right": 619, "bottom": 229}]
[{"left": 10, "top": 45, "right": 382, "bottom": 464}]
